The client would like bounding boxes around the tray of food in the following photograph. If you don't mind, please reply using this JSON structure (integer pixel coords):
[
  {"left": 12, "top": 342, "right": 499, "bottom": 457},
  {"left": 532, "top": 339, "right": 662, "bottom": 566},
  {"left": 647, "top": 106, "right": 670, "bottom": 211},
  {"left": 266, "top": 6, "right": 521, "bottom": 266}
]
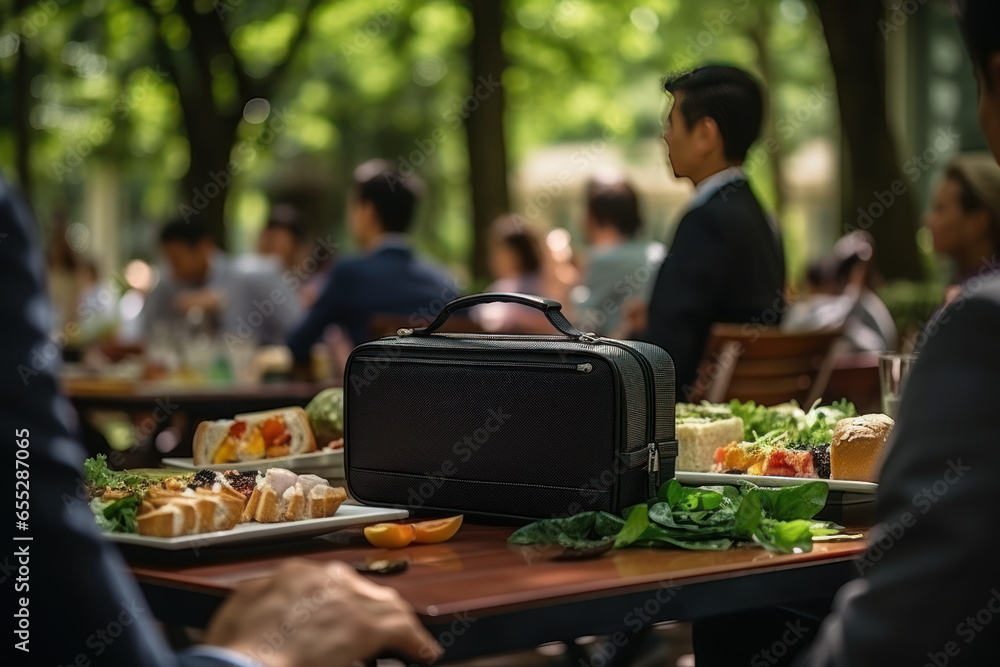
[
  {"left": 163, "top": 389, "right": 346, "bottom": 477},
  {"left": 84, "top": 456, "right": 404, "bottom": 551},
  {"left": 675, "top": 399, "right": 893, "bottom": 489}
]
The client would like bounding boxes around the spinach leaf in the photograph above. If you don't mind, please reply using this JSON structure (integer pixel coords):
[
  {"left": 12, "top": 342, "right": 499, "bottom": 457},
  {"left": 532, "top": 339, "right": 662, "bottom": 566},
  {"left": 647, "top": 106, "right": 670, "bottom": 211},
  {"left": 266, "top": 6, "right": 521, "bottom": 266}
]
[
  {"left": 639, "top": 524, "right": 733, "bottom": 550},
  {"left": 595, "top": 512, "right": 626, "bottom": 538},
  {"left": 614, "top": 504, "right": 649, "bottom": 548},
  {"left": 734, "top": 489, "right": 763, "bottom": 540},
  {"left": 508, "top": 513, "right": 602, "bottom": 548},
  {"left": 754, "top": 519, "right": 817, "bottom": 554},
  {"left": 758, "top": 482, "right": 828, "bottom": 521},
  {"left": 90, "top": 495, "right": 142, "bottom": 533}
]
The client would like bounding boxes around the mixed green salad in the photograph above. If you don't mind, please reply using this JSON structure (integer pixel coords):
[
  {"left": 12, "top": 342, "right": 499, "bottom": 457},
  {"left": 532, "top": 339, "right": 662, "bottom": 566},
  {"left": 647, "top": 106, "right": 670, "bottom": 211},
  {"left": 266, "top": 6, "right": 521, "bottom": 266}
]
[
  {"left": 83, "top": 454, "right": 192, "bottom": 534},
  {"left": 508, "top": 478, "right": 840, "bottom": 555}
]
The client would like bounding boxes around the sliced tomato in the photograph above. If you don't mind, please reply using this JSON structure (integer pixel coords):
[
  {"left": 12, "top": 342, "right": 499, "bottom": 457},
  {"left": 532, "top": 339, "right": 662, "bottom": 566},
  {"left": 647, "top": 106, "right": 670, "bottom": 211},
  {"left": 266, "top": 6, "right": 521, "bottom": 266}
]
[
  {"left": 228, "top": 421, "right": 247, "bottom": 439},
  {"left": 260, "top": 416, "right": 290, "bottom": 448}
]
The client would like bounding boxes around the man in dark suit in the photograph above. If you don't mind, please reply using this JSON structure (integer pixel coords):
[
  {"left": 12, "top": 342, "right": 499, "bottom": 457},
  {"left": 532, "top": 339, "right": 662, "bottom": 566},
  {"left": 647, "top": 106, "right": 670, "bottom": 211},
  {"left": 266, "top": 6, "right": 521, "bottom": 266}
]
[
  {"left": 791, "top": 1, "right": 1000, "bottom": 662},
  {"left": 644, "top": 66, "right": 785, "bottom": 399},
  {"left": 286, "top": 160, "right": 459, "bottom": 363},
  {"left": 0, "top": 177, "right": 440, "bottom": 666}
]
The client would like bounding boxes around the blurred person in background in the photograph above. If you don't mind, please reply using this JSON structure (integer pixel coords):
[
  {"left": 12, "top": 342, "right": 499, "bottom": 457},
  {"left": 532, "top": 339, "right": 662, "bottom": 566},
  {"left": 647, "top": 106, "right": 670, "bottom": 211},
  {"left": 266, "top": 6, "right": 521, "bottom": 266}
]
[
  {"left": 257, "top": 203, "right": 307, "bottom": 271},
  {"left": 924, "top": 152, "right": 1000, "bottom": 306},
  {"left": 257, "top": 203, "right": 334, "bottom": 308},
  {"left": 141, "top": 219, "right": 302, "bottom": 346},
  {"left": 573, "top": 173, "right": 665, "bottom": 337},
  {"left": 286, "top": 159, "right": 458, "bottom": 367},
  {"left": 783, "top": 231, "right": 897, "bottom": 352},
  {"left": 472, "top": 214, "right": 554, "bottom": 333},
  {"left": 643, "top": 65, "right": 786, "bottom": 399}
]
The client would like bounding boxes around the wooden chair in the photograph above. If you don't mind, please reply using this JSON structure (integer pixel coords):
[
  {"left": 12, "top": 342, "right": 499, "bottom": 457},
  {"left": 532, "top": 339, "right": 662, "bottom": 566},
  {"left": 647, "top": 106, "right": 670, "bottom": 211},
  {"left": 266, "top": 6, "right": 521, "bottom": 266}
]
[{"left": 688, "top": 323, "right": 844, "bottom": 407}]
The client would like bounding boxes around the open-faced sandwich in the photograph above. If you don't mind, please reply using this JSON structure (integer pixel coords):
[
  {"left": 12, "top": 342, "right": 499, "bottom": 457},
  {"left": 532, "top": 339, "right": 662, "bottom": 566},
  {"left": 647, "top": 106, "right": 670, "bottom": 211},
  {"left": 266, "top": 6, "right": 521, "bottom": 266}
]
[
  {"left": 193, "top": 407, "right": 316, "bottom": 466},
  {"left": 243, "top": 468, "right": 347, "bottom": 523},
  {"left": 675, "top": 403, "right": 745, "bottom": 472}
]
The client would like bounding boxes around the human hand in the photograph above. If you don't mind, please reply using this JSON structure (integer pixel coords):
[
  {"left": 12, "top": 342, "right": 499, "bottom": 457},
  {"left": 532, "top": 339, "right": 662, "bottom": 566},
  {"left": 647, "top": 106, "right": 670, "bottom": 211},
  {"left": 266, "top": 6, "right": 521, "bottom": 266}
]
[{"left": 204, "top": 560, "right": 443, "bottom": 667}]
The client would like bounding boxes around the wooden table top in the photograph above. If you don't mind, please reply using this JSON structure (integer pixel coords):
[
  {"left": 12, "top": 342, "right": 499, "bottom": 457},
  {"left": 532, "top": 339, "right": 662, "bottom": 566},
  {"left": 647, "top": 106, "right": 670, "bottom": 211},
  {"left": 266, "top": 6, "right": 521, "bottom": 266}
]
[{"left": 131, "top": 524, "right": 868, "bottom": 621}]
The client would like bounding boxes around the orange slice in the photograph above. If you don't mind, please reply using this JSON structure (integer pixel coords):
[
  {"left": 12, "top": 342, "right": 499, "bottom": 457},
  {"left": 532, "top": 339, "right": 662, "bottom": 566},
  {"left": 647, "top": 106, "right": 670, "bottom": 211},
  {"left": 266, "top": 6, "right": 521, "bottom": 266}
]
[
  {"left": 364, "top": 523, "right": 416, "bottom": 548},
  {"left": 412, "top": 515, "right": 463, "bottom": 544}
]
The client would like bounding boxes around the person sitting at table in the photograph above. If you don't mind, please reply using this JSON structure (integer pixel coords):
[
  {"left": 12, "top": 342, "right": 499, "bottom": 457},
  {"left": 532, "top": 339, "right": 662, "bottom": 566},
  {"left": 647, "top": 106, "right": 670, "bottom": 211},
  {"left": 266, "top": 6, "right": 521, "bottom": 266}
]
[
  {"left": 782, "top": 231, "right": 897, "bottom": 352},
  {"left": 924, "top": 151, "right": 1000, "bottom": 307},
  {"left": 573, "top": 171, "right": 665, "bottom": 337},
  {"left": 0, "top": 175, "right": 442, "bottom": 666},
  {"left": 643, "top": 65, "right": 786, "bottom": 400},
  {"left": 471, "top": 214, "right": 554, "bottom": 333},
  {"left": 142, "top": 219, "right": 302, "bottom": 346},
  {"left": 285, "top": 159, "right": 459, "bottom": 363},
  {"left": 697, "top": 2, "right": 1000, "bottom": 664}
]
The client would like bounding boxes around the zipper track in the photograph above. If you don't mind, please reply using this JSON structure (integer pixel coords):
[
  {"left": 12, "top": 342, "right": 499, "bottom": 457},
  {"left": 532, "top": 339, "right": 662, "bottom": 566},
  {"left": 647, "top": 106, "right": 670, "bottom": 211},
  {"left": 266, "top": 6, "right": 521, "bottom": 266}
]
[{"left": 353, "top": 356, "right": 593, "bottom": 372}]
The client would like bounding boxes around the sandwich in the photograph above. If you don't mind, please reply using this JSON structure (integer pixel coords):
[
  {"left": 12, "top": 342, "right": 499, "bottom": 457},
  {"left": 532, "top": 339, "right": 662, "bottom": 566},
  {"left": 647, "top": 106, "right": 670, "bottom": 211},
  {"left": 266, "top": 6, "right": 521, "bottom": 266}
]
[
  {"left": 829, "top": 414, "right": 894, "bottom": 482},
  {"left": 193, "top": 407, "right": 316, "bottom": 466},
  {"left": 243, "top": 468, "right": 347, "bottom": 523}
]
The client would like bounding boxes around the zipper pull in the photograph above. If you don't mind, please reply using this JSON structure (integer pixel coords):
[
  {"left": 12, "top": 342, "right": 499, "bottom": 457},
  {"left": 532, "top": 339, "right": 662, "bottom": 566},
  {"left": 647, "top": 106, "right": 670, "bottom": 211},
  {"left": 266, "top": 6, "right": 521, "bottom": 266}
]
[
  {"left": 647, "top": 442, "right": 660, "bottom": 497},
  {"left": 576, "top": 363, "right": 593, "bottom": 373}
]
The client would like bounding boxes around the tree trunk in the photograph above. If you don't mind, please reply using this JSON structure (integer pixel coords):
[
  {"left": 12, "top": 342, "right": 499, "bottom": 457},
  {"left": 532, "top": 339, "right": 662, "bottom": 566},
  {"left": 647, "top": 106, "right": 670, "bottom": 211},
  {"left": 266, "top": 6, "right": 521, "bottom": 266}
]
[
  {"left": 465, "top": 0, "right": 510, "bottom": 283},
  {"left": 814, "top": 0, "right": 924, "bottom": 281},
  {"left": 179, "top": 112, "right": 240, "bottom": 249}
]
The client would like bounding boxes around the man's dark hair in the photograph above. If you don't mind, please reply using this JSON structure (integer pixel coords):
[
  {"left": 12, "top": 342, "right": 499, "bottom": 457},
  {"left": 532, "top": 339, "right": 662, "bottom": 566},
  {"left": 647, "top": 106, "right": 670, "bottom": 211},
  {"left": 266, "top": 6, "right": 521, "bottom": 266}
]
[
  {"left": 352, "top": 159, "right": 425, "bottom": 234},
  {"left": 265, "top": 203, "right": 306, "bottom": 242},
  {"left": 954, "top": 0, "right": 1000, "bottom": 81},
  {"left": 159, "top": 219, "right": 210, "bottom": 246},
  {"left": 662, "top": 65, "right": 764, "bottom": 161},
  {"left": 586, "top": 177, "right": 643, "bottom": 238}
]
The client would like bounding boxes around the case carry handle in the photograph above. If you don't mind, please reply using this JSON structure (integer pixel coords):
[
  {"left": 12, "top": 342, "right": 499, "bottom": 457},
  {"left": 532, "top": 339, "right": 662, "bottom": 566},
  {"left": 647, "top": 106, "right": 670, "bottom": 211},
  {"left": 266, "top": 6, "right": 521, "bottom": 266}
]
[{"left": 408, "top": 292, "right": 588, "bottom": 339}]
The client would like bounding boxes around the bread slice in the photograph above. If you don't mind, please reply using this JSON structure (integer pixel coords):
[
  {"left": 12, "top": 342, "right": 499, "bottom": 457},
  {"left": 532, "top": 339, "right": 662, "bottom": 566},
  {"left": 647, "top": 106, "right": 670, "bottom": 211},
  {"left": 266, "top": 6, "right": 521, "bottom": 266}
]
[
  {"left": 677, "top": 417, "right": 745, "bottom": 472},
  {"left": 830, "top": 414, "right": 894, "bottom": 482},
  {"left": 308, "top": 485, "right": 347, "bottom": 518},
  {"left": 137, "top": 505, "right": 186, "bottom": 537},
  {"left": 193, "top": 419, "right": 236, "bottom": 466},
  {"left": 243, "top": 468, "right": 345, "bottom": 523}
]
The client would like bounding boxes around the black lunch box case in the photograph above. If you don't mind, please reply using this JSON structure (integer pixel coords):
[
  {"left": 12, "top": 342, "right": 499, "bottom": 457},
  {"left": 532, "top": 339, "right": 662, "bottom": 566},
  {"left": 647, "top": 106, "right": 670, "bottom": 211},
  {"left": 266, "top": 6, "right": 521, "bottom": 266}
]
[{"left": 343, "top": 293, "right": 677, "bottom": 522}]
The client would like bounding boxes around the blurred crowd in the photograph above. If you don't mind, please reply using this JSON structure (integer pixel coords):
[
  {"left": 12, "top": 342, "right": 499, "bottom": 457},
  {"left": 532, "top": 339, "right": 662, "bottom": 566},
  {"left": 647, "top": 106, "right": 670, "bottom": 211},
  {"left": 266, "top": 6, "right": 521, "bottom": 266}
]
[{"left": 46, "top": 100, "right": 1000, "bottom": 397}]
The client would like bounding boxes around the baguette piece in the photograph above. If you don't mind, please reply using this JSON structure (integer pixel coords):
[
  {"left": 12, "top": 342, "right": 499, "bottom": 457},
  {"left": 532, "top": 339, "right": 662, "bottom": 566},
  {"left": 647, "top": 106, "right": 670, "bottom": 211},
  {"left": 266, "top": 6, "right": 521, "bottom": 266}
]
[{"left": 830, "top": 414, "right": 894, "bottom": 482}]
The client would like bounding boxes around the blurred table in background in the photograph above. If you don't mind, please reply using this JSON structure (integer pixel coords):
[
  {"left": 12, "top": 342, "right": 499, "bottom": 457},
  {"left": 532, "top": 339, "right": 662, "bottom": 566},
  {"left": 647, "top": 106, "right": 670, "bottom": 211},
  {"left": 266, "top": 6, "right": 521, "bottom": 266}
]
[{"left": 62, "top": 377, "right": 337, "bottom": 466}]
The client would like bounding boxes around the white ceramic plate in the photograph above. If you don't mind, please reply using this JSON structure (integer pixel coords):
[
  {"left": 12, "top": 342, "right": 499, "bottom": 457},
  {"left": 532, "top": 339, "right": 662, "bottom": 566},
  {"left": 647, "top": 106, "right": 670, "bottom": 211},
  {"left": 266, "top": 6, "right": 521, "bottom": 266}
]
[
  {"left": 676, "top": 471, "right": 877, "bottom": 495},
  {"left": 104, "top": 504, "right": 406, "bottom": 551},
  {"left": 162, "top": 449, "right": 344, "bottom": 476}
]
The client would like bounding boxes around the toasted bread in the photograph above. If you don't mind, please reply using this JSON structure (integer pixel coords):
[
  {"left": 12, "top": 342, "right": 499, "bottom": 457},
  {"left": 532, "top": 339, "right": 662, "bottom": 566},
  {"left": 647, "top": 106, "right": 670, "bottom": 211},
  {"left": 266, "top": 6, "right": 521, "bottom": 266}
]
[
  {"left": 830, "top": 414, "right": 894, "bottom": 482},
  {"left": 137, "top": 505, "right": 186, "bottom": 537},
  {"left": 194, "top": 407, "right": 316, "bottom": 466}
]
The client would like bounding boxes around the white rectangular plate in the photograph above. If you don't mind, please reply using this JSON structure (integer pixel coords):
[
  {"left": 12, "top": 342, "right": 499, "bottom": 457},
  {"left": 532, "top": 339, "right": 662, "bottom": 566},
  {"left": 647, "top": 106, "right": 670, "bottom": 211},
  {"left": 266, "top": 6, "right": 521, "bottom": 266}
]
[
  {"left": 676, "top": 471, "right": 877, "bottom": 495},
  {"left": 103, "top": 504, "right": 407, "bottom": 551},
  {"left": 162, "top": 449, "right": 344, "bottom": 475}
]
